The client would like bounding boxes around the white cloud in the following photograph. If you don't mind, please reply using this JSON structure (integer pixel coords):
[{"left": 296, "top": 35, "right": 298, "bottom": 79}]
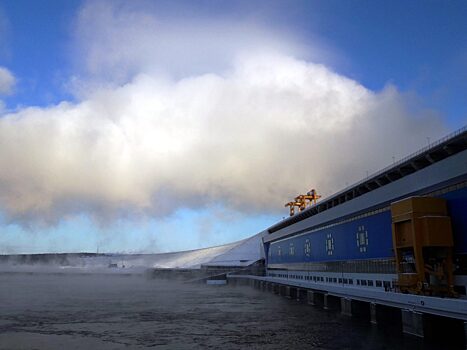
[
  {"left": 70, "top": 1, "right": 316, "bottom": 86},
  {"left": 0, "top": 1, "right": 446, "bottom": 226},
  {"left": 0, "top": 66, "right": 15, "bottom": 95}
]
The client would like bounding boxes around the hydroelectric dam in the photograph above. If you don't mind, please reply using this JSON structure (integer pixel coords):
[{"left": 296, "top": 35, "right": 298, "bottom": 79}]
[{"left": 1, "top": 126, "right": 467, "bottom": 348}]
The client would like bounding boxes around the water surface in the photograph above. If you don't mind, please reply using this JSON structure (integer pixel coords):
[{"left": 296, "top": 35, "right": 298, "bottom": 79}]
[{"left": 0, "top": 273, "right": 459, "bottom": 349}]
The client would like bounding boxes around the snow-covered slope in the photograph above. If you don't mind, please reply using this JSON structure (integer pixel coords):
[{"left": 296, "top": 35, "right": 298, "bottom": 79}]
[{"left": 0, "top": 233, "right": 264, "bottom": 272}]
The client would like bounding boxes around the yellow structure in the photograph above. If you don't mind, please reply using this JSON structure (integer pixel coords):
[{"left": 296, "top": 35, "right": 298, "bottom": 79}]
[
  {"left": 284, "top": 201, "right": 301, "bottom": 216},
  {"left": 391, "top": 196, "right": 455, "bottom": 296},
  {"left": 285, "top": 189, "right": 321, "bottom": 216}
]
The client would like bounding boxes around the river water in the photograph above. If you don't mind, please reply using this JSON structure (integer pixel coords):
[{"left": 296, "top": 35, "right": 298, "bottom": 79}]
[{"left": 0, "top": 273, "right": 462, "bottom": 349}]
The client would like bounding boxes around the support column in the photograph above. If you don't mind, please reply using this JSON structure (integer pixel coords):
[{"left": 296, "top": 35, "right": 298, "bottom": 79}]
[
  {"left": 307, "top": 290, "right": 316, "bottom": 305},
  {"left": 285, "top": 286, "right": 291, "bottom": 299},
  {"left": 324, "top": 294, "right": 340, "bottom": 310},
  {"left": 401, "top": 310, "right": 424, "bottom": 338},
  {"left": 341, "top": 298, "right": 352, "bottom": 317},
  {"left": 289, "top": 287, "right": 298, "bottom": 300},
  {"left": 370, "top": 303, "right": 377, "bottom": 325},
  {"left": 296, "top": 288, "right": 301, "bottom": 301},
  {"left": 323, "top": 294, "right": 330, "bottom": 310}
]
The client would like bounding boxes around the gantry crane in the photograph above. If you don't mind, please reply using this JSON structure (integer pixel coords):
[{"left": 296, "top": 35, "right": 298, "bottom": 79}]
[
  {"left": 284, "top": 201, "right": 302, "bottom": 216},
  {"left": 305, "top": 189, "right": 321, "bottom": 205},
  {"left": 285, "top": 189, "right": 321, "bottom": 216}
]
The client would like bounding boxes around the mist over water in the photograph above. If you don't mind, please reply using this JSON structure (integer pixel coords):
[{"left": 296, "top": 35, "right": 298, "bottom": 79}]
[{"left": 0, "top": 272, "right": 457, "bottom": 349}]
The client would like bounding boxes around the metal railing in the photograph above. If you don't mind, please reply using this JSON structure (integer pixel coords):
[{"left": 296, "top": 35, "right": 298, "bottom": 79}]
[{"left": 325, "top": 125, "right": 467, "bottom": 201}]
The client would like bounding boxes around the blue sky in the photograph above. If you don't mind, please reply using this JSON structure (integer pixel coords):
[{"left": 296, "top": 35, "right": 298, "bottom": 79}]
[{"left": 0, "top": 0, "right": 465, "bottom": 254}]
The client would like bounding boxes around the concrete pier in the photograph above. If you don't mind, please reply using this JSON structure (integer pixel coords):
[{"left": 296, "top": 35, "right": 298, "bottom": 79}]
[
  {"left": 279, "top": 285, "right": 286, "bottom": 296},
  {"left": 228, "top": 276, "right": 466, "bottom": 346},
  {"left": 289, "top": 287, "right": 298, "bottom": 300},
  {"left": 324, "top": 294, "right": 340, "bottom": 311},
  {"left": 341, "top": 298, "right": 352, "bottom": 316},
  {"left": 401, "top": 310, "right": 424, "bottom": 338},
  {"left": 370, "top": 303, "right": 377, "bottom": 325},
  {"left": 284, "top": 286, "right": 292, "bottom": 299},
  {"left": 295, "top": 288, "right": 304, "bottom": 302},
  {"left": 307, "top": 290, "right": 316, "bottom": 305}
]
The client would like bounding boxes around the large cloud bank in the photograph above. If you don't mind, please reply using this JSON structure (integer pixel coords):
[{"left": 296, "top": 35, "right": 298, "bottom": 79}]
[{"left": 0, "top": 2, "right": 445, "bottom": 225}]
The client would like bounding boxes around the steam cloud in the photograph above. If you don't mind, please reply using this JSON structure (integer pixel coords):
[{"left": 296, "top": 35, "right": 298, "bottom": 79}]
[{"left": 0, "top": 2, "right": 445, "bottom": 226}]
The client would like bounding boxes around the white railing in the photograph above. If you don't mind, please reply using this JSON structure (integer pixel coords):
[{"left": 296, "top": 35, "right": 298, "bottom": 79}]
[{"left": 324, "top": 125, "right": 467, "bottom": 201}]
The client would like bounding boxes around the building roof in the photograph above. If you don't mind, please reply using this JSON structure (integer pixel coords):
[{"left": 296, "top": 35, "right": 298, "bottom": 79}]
[{"left": 267, "top": 125, "right": 467, "bottom": 234}]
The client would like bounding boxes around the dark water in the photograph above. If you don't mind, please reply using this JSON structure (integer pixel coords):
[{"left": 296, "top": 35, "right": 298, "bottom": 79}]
[{"left": 0, "top": 273, "right": 461, "bottom": 349}]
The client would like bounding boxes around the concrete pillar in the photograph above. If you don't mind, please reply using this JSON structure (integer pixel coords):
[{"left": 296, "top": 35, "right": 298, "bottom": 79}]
[
  {"left": 324, "top": 294, "right": 340, "bottom": 311},
  {"left": 295, "top": 288, "right": 301, "bottom": 301},
  {"left": 289, "top": 287, "right": 298, "bottom": 300},
  {"left": 401, "top": 310, "right": 424, "bottom": 338},
  {"left": 307, "top": 290, "right": 316, "bottom": 305},
  {"left": 341, "top": 298, "right": 352, "bottom": 317},
  {"left": 285, "top": 286, "right": 291, "bottom": 298},
  {"left": 323, "top": 294, "right": 330, "bottom": 310},
  {"left": 370, "top": 303, "right": 377, "bottom": 325}
]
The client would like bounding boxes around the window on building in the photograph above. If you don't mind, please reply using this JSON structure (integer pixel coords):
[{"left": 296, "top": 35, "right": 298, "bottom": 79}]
[
  {"left": 289, "top": 243, "right": 295, "bottom": 256},
  {"left": 304, "top": 239, "right": 311, "bottom": 257},
  {"left": 326, "top": 233, "right": 335, "bottom": 255},
  {"left": 356, "top": 225, "right": 369, "bottom": 253}
]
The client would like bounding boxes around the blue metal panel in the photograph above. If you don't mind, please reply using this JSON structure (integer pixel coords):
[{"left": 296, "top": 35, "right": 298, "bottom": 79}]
[
  {"left": 268, "top": 186, "right": 467, "bottom": 265},
  {"left": 443, "top": 187, "right": 467, "bottom": 254},
  {"left": 269, "top": 211, "right": 393, "bottom": 264}
]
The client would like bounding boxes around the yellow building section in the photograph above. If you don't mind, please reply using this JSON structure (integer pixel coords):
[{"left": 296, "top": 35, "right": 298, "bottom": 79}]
[{"left": 391, "top": 196, "right": 455, "bottom": 296}]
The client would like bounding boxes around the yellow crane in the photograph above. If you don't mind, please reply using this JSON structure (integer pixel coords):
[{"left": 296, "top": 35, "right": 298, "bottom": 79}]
[
  {"left": 284, "top": 201, "right": 302, "bottom": 216},
  {"left": 305, "top": 189, "right": 321, "bottom": 206},
  {"left": 285, "top": 189, "right": 321, "bottom": 216}
]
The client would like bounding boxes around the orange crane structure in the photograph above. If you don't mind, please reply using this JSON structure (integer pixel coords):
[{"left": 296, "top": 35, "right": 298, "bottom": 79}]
[{"left": 285, "top": 189, "right": 321, "bottom": 216}]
